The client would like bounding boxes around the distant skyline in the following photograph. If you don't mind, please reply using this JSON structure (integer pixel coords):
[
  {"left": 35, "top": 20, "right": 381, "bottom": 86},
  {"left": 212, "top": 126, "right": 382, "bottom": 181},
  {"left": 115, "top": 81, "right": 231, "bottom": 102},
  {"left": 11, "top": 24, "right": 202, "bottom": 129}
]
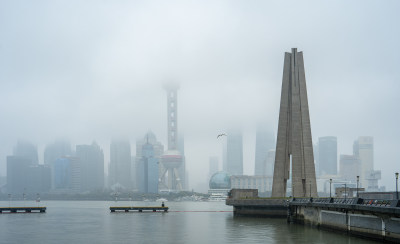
[{"left": 1, "top": 1, "right": 399, "bottom": 191}]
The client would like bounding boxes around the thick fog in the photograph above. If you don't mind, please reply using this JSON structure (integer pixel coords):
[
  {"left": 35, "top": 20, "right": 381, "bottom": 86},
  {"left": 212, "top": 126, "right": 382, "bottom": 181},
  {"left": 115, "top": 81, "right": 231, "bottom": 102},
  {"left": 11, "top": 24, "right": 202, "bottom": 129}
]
[{"left": 1, "top": 0, "right": 399, "bottom": 191}]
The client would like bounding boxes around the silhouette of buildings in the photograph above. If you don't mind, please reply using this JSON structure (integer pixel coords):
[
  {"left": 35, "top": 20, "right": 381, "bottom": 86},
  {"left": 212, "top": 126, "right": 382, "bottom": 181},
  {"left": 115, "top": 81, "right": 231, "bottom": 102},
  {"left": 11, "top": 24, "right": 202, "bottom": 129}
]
[
  {"left": 76, "top": 142, "right": 104, "bottom": 191},
  {"left": 7, "top": 141, "right": 51, "bottom": 193}
]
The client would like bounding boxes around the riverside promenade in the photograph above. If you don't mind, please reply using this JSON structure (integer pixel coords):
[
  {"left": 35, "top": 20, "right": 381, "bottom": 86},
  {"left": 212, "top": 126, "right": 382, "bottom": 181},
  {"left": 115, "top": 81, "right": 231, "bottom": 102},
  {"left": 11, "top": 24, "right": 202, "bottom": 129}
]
[{"left": 226, "top": 189, "right": 400, "bottom": 242}]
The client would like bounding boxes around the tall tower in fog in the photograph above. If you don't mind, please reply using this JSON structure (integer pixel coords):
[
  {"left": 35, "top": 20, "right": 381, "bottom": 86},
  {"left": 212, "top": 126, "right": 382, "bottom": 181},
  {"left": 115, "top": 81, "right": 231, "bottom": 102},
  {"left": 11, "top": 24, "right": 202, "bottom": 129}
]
[
  {"left": 272, "top": 48, "right": 317, "bottom": 198},
  {"left": 353, "top": 136, "right": 375, "bottom": 189},
  {"left": 160, "top": 83, "right": 184, "bottom": 191},
  {"left": 226, "top": 130, "right": 243, "bottom": 176},
  {"left": 76, "top": 142, "right": 104, "bottom": 191}
]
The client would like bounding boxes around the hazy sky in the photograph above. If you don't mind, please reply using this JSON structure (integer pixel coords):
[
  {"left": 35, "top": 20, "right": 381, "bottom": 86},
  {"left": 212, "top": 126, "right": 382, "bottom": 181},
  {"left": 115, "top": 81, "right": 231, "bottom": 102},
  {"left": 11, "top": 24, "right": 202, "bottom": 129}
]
[{"left": 1, "top": 0, "right": 399, "bottom": 191}]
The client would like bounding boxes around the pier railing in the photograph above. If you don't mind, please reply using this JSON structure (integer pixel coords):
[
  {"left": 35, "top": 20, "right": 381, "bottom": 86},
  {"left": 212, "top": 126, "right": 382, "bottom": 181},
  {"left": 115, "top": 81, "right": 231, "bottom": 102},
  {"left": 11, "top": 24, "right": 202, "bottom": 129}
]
[{"left": 291, "top": 197, "right": 399, "bottom": 207}]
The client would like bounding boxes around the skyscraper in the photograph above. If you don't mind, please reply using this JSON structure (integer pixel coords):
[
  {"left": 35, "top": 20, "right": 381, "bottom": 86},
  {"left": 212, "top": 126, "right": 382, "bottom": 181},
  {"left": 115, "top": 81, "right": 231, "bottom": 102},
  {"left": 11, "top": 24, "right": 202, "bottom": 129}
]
[
  {"left": 7, "top": 141, "right": 51, "bottom": 193},
  {"left": 109, "top": 139, "right": 131, "bottom": 190},
  {"left": 6, "top": 156, "right": 31, "bottom": 193},
  {"left": 44, "top": 140, "right": 72, "bottom": 189},
  {"left": 76, "top": 142, "right": 104, "bottom": 191},
  {"left": 53, "top": 156, "right": 81, "bottom": 192},
  {"left": 353, "top": 136, "right": 379, "bottom": 190},
  {"left": 318, "top": 136, "right": 337, "bottom": 176},
  {"left": 254, "top": 127, "right": 275, "bottom": 175},
  {"left": 136, "top": 142, "right": 159, "bottom": 193},
  {"left": 264, "top": 150, "right": 276, "bottom": 177},
  {"left": 272, "top": 48, "right": 317, "bottom": 198},
  {"left": 135, "top": 131, "right": 164, "bottom": 190},
  {"left": 226, "top": 130, "right": 243, "bottom": 176}
]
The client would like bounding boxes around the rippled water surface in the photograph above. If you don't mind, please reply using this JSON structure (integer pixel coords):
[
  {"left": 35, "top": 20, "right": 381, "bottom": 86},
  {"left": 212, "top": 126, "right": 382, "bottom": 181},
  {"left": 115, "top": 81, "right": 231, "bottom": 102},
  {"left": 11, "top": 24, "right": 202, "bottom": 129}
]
[{"left": 0, "top": 201, "right": 379, "bottom": 244}]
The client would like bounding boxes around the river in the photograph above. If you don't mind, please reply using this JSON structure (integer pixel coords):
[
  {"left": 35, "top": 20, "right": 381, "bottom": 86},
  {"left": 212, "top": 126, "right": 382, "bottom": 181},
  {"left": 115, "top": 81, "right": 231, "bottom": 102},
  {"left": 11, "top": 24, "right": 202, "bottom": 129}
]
[{"left": 0, "top": 201, "right": 379, "bottom": 244}]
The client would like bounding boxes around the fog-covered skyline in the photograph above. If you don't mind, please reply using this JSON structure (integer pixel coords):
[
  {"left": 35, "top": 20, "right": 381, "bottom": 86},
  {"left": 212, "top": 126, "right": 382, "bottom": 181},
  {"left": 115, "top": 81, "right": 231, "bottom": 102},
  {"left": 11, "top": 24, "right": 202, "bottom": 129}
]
[{"left": 1, "top": 0, "right": 399, "bottom": 191}]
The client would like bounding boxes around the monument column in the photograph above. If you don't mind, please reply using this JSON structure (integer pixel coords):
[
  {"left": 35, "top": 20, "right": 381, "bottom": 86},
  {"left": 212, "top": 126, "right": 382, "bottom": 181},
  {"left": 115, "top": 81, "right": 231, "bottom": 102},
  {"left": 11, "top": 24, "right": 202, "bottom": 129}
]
[{"left": 271, "top": 48, "right": 317, "bottom": 198}]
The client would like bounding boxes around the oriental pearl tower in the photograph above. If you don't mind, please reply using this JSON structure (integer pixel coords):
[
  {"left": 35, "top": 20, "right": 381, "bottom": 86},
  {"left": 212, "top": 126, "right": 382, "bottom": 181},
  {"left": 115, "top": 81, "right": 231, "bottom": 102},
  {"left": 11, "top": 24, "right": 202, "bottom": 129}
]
[{"left": 160, "top": 83, "right": 183, "bottom": 191}]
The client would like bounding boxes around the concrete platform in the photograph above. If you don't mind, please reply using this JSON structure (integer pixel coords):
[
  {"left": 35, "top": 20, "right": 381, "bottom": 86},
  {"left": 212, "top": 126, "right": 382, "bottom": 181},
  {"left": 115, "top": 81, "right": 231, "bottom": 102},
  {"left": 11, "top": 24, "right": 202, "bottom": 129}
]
[
  {"left": 0, "top": 207, "right": 46, "bottom": 213},
  {"left": 110, "top": 206, "right": 168, "bottom": 212},
  {"left": 226, "top": 198, "right": 288, "bottom": 218}
]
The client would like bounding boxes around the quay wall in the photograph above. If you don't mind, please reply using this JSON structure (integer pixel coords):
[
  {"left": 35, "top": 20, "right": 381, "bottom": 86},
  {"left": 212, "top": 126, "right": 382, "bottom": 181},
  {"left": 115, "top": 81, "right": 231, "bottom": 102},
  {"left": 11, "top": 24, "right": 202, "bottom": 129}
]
[{"left": 289, "top": 198, "right": 400, "bottom": 242}]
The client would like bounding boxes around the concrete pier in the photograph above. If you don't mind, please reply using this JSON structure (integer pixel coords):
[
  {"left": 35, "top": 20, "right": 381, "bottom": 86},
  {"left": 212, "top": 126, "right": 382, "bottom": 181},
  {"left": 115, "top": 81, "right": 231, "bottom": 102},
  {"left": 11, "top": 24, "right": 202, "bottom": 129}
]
[
  {"left": 289, "top": 197, "right": 400, "bottom": 242},
  {"left": 110, "top": 206, "right": 168, "bottom": 212},
  {"left": 226, "top": 189, "right": 400, "bottom": 242},
  {"left": 226, "top": 189, "right": 288, "bottom": 217},
  {"left": 0, "top": 207, "right": 46, "bottom": 213}
]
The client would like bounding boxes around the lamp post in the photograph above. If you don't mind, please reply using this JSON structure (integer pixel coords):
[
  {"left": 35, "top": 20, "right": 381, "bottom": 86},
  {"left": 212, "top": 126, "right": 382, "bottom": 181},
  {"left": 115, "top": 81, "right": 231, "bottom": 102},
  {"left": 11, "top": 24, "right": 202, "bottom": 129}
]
[
  {"left": 344, "top": 183, "right": 347, "bottom": 201},
  {"left": 329, "top": 179, "right": 332, "bottom": 198},
  {"left": 357, "top": 176, "right": 360, "bottom": 198},
  {"left": 396, "top": 172, "right": 399, "bottom": 200}
]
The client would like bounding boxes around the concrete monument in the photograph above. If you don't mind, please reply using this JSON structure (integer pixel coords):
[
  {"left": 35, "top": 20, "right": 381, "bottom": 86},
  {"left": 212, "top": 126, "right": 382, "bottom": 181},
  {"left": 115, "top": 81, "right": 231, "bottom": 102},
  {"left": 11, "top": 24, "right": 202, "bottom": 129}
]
[{"left": 271, "top": 48, "right": 318, "bottom": 198}]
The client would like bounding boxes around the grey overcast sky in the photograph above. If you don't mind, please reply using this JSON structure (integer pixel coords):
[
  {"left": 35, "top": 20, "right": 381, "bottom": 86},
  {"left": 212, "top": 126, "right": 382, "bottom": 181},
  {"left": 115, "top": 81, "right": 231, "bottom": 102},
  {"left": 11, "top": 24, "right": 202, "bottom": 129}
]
[{"left": 1, "top": 0, "right": 399, "bottom": 191}]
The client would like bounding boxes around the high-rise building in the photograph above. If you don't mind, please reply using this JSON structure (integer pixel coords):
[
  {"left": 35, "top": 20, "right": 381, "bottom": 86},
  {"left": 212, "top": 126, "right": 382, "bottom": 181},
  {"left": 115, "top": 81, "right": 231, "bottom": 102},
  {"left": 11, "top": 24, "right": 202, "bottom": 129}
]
[
  {"left": 135, "top": 131, "right": 164, "bottom": 191},
  {"left": 27, "top": 165, "right": 51, "bottom": 193},
  {"left": 264, "top": 150, "right": 276, "bottom": 177},
  {"left": 353, "top": 136, "right": 380, "bottom": 191},
  {"left": 209, "top": 156, "right": 219, "bottom": 181},
  {"left": 339, "top": 155, "right": 361, "bottom": 182},
  {"left": 254, "top": 127, "right": 275, "bottom": 175},
  {"left": 318, "top": 136, "right": 337, "bottom": 176},
  {"left": 76, "top": 142, "right": 104, "bottom": 191},
  {"left": 177, "top": 134, "right": 187, "bottom": 190},
  {"left": 44, "top": 140, "right": 72, "bottom": 166},
  {"left": 226, "top": 130, "right": 243, "bottom": 176},
  {"left": 6, "top": 156, "right": 31, "bottom": 193},
  {"left": 13, "top": 140, "right": 38, "bottom": 165},
  {"left": 136, "top": 142, "right": 159, "bottom": 193},
  {"left": 272, "top": 48, "right": 317, "bottom": 198},
  {"left": 44, "top": 140, "right": 72, "bottom": 189},
  {"left": 222, "top": 140, "right": 227, "bottom": 172},
  {"left": 109, "top": 139, "right": 132, "bottom": 190},
  {"left": 53, "top": 156, "right": 81, "bottom": 192},
  {"left": 353, "top": 136, "right": 373, "bottom": 187},
  {"left": 7, "top": 141, "right": 51, "bottom": 193}
]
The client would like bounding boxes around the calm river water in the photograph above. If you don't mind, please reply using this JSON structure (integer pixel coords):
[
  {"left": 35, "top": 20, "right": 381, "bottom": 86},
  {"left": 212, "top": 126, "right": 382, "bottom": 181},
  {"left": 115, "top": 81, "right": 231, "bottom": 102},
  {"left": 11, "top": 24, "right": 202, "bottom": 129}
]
[{"left": 0, "top": 201, "right": 379, "bottom": 244}]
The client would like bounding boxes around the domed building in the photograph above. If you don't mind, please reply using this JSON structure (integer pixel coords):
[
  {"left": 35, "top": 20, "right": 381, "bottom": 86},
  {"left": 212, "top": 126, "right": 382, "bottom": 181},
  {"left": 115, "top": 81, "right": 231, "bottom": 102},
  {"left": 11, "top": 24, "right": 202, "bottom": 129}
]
[
  {"left": 208, "top": 171, "right": 231, "bottom": 201},
  {"left": 209, "top": 171, "right": 231, "bottom": 189}
]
